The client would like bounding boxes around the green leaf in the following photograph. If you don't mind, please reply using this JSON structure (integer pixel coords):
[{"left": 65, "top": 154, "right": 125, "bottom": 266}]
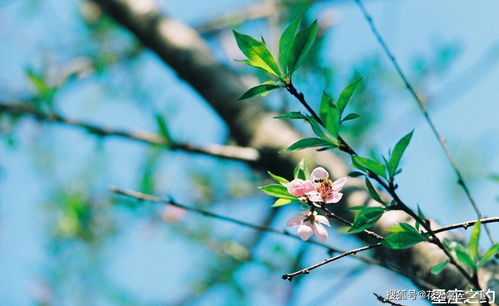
[
  {"left": 341, "top": 113, "right": 360, "bottom": 123},
  {"left": 233, "top": 31, "right": 281, "bottom": 77},
  {"left": 285, "top": 138, "right": 335, "bottom": 152},
  {"left": 430, "top": 259, "right": 449, "bottom": 275},
  {"left": 478, "top": 243, "right": 499, "bottom": 267},
  {"left": 272, "top": 198, "right": 294, "bottom": 207},
  {"left": 278, "top": 16, "right": 301, "bottom": 76},
  {"left": 348, "top": 207, "right": 385, "bottom": 233},
  {"left": 293, "top": 159, "right": 309, "bottom": 180},
  {"left": 259, "top": 184, "right": 296, "bottom": 200},
  {"left": 348, "top": 171, "right": 365, "bottom": 178},
  {"left": 307, "top": 116, "right": 327, "bottom": 139},
  {"left": 454, "top": 244, "right": 475, "bottom": 271},
  {"left": 382, "top": 230, "right": 427, "bottom": 249},
  {"left": 239, "top": 81, "right": 281, "bottom": 100},
  {"left": 155, "top": 114, "right": 173, "bottom": 147},
  {"left": 286, "top": 20, "right": 318, "bottom": 75},
  {"left": 352, "top": 156, "right": 387, "bottom": 179},
  {"left": 319, "top": 91, "right": 334, "bottom": 123},
  {"left": 325, "top": 103, "right": 340, "bottom": 139},
  {"left": 364, "top": 177, "right": 385, "bottom": 205},
  {"left": 387, "top": 223, "right": 417, "bottom": 233},
  {"left": 267, "top": 171, "right": 289, "bottom": 184},
  {"left": 415, "top": 205, "right": 426, "bottom": 231},
  {"left": 468, "top": 221, "right": 481, "bottom": 263},
  {"left": 275, "top": 111, "right": 307, "bottom": 120},
  {"left": 337, "top": 78, "right": 361, "bottom": 115},
  {"left": 388, "top": 130, "right": 414, "bottom": 178}
]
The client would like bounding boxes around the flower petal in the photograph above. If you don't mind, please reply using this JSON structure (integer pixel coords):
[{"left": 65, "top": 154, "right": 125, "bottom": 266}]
[
  {"left": 311, "top": 223, "right": 328, "bottom": 242},
  {"left": 286, "top": 214, "right": 304, "bottom": 227},
  {"left": 315, "top": 215, "right": 330, "bottom": 226},
  {"left": 302, "top": 180, "right": 316, "bottom": 193},
  {"left": 306, "top": 191, "right": 322, "bottom": 202},
  {"left": 286, "top": 179, "right": 305, "bottom": 196},
  {"left": 326, "top": 192, "right": 343, "bottom": 204},
  {"left": 297, "top": 224, "right": 313, "bottom": 241},
  {"left": 311, "top": 167, "right": 329, "bottom": 181},
  {"left": 332, "top": 177, "right": 347, "bottom": 192}
]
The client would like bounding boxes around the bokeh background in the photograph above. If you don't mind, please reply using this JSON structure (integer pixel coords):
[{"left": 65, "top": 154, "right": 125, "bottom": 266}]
[{"left": 0, "top": 0, "right": 498, "bottom": 305}]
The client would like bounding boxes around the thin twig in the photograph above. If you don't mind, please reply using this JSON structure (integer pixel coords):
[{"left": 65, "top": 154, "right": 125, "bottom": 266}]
[
  {"left": 353, "top": 0, "right": 495, "bottom": 245},
  {"left": 282, "top": 243, "right": 382, "bottom": 281},
  {"left": 321, "top": 206, "right": 384, "bottom": 241},
  {"left": 285, "top": 74, "right": 482, "bottom": 292},
  {"left": 0, "top": 102, "right": 259, "bottom": 162},
  {"left": 282, "top": 216, "right": 499, "bottom": 280},
  {"left": 109, "top": 186, "right": 436, "bottom": 289}
]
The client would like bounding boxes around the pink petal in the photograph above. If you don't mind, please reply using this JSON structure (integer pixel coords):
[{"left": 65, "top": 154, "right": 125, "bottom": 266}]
[
  {"left": 312, "top": 223, "right": 328, "bottom": 242},
  {"left": 286, "top": 179, "right": 305, "bottom": 197},
  {"left": 315, "top": 215, "right": 330, "bottom": 226},
  {"left": 311, "top": 167, "right": 329, "bottom": 181},
  {"left": 306, "top": 191, "right": 322, "bottom": 202},
  {"left": 302, "top": 180, "right": 316, "bottom": 193},
  {"left": 286, "top": 215, "right": 304, "bottom": 228},
  {"left": 332, "top": 177, "right": 347, "bottom": 191},
  {"left": 297, "top": 224, "right": 313, "bottom": 241},
  {"left": 326, "top": 192, "right": 343, "bottom": 204}
]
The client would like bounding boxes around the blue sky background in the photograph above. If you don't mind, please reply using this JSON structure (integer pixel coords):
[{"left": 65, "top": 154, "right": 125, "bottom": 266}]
[{"left": 0, "top": 0, "right": 498, "bottom": 305}]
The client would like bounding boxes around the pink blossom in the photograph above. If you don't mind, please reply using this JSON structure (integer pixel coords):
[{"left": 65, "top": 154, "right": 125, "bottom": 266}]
[
  {"left": 307, "top": 167, "right": 347, "bottom": 204},
  {"left": 286, "top": 179, "right": 315, "bottom": 197},
  {"left": 286, "top": 210, "right": 330, "bottom": 242}
]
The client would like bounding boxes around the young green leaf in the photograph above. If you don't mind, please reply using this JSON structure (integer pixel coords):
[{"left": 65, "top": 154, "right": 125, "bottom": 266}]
[
  {"left": 382, "top": 230, "right": 427, "bottom": 249},
  {"left": 278, "top": 16, "right": 301, "bottom": 76},
  {"left": 415, "top": 205, "right": 426, "bottom": 231},
  {"left": 348, "top": 171, "right": 365, "bottom": 178},
  {"left": 468, "top": 221, "right": 481, "bottom": 263},
  {"left": 388, "top": 130, "right": 414, "bottom": 178},
  {"left": 275, "top": 111, "right": 307, "bottom": 120},
  {"left": 430, "top": 259, "right": 450, "bottom": 275},
  {"left": 337, "top": 78, "right": 362, "bottom": 115},
  {"left": 387, "top": 223, "right": 418, "bottom": 233},
  {"left": 272, "top": 198, "right": 294, "bottom": 207},
  {"left": 307, "top": 116, "right": 327, "bottom": 139},
  {"left": 348, "top": 207, "right": 385, "bottom": 233},
  {"left": 364, "top": 177, "right": 386, "bottom": 205},
  {"left": 155, "top": 114, "right": 173, "bottom": 147},
  {"left": 239, "top": 81, "right": 281, "bottom": 100},
  {"left": 352, "top": 156, "right": 387, "bottom": 179},
  {"left": 285, "top": 138, "right": 335, "bottom": 152},
  {"left": 267, "top": 171, "right": 289, "bottom": 184},
  {"left": 341, "top": 113, "right": 360, "bottom": 123},
  {"left": 233, "top": 31, "right": 281, "bottom": 78},
  {"left": 319, "top": 91, "right": 334, "bottom": 123},
  {"left": 294, "top": 159, "right": 308, "bottom": 180},
  {"left": 325, "top": 103, "right": 340, "bottom": 139},
  {"left": 477, "top": 243, "right": 499, "bottom": 267},
  {"left": 259, "top": 184, "right": 296, "bottom": 199},
  {"left": 286, "top": 20, "right": 318, "bottom": 76},
  {"left": 454, "top": 244, "right": 475, "bottom": 271}
]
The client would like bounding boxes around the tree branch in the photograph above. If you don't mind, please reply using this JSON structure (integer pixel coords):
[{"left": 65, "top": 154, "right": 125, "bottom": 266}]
[
  {"left": 91, "top": 0, "right": 498, "bottom": 291},
  {"left": 0, "top": 102, "right": 259, "bottom": 162},
  {"left": 353, "top": 0, "right": 495, "bottom": 245},
  {"left": 109, "top": 185, "right": 437, "bottom": 290}
]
